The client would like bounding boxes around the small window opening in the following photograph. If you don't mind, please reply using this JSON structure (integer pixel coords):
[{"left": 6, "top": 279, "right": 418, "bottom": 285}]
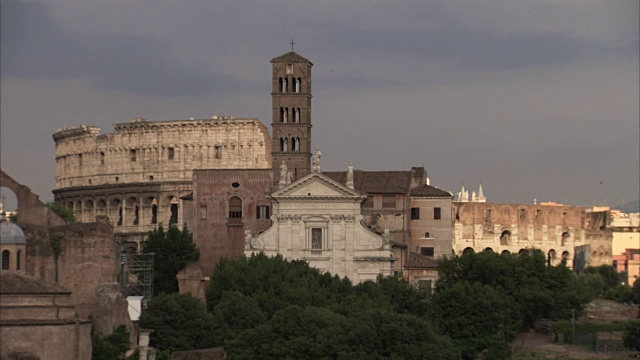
[
  {"left": 311, "top": 228, "right": 322, "bottom": 255},
  {"left": 130, "top": 149, "right": 137, "bottom": 162},
  {"left": 229, "top": 196, "right": 242, "bottom": 219},
  {"left": 286, "top": 64, "right": 293, "bottom": 74},
  {"left": 168, "top": 147, "right": 175, "bottom": 160},
  {"left": 434, "top": 207, "right": 442, "bottom": 220},
  {"left": 16, "top": 250, "right": 21, "bottom": 270},
  {"left": 500, "top": 230, "right": 511, "bottom": 245},
  {"left": 424, "top": 232, "right": 430, "bottom": 238},
  {"left": 411, "top": 207, "right": 420, "bottom": 220},
  {"left": 151, "top": 199, "right": 158, "bottom": 225},
  {"left": 2, "top": 250, "right": 10, "bottom": 270},
  {"left": 257, "top": 205, "right": 270, "bottom": 219},
  {"left": 214, "top": 146, "right": 223, "bottom": 159},
  {"left": 420, "top": 247, "right": 435, "bottom": 257},
  {"left": 100, "top": 152, "right": 105, "bottom": 165},
  {"left": 232, "top": 182, "right": 240, "bottom": 188},
  {"left": 117, "top": 207, "right": 123, "bottom": 226}
]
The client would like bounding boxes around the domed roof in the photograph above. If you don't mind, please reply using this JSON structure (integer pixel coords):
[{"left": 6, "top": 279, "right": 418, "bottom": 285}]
[{"left": 0, "top": 221, "right": 26, "bottom": 244}]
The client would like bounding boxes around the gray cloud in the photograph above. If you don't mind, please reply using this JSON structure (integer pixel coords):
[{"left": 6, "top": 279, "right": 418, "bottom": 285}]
[{"left": 0, "top": 0, "right": 245, "bottom": 96}]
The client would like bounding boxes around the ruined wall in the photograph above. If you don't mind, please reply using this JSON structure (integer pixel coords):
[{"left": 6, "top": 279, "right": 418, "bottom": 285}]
[
  {"left": 0, "top": 169, "right": 65, "bottom": 227},
  {"left": 22, "top": 222, "right": 120, "bottom": 322},
  {"left": 452, "top": 202, "right": 612, "bottom": 267},
  {"left": 52, "top": 118, "right": 272, "bottom": 244}
]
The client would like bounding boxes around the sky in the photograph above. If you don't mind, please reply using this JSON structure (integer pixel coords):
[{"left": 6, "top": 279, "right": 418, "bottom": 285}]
[{"left": 1, "top": 0, "right": 638, "bottom": 211}]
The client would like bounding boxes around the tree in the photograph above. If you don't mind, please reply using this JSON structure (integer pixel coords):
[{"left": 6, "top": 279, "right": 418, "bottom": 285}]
[
  {"left": 623, "top": 320, "right": 640, "bottom": 351},
  {"left": 46, "top": 201, "right": 76, "bottom": 222},
  {"left": 92, "top": 325, "right": 131, "bottom": 360},
  {"left": 139, "top": 293, "right": 216, "bottom": 352},
  {"left": 142, "top": 224, "right": 199, "bottom": 295},
  {"left": 431, "top": 281, "right": 519, "bottom": 360},
  {"left": 584, "top": 265, "right": 620, "bottom": 291}
]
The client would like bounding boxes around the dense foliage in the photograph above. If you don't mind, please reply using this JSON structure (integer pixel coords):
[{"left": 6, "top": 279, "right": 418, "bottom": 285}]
[
  {"left": 433, "top": 249, "right": 592, "bottom": 358},
  {"left": 142, "top": 225, "right": 199, "bottom": 295},
  {"left": 91, "top": 325, "right": 132, "bottom": 360},
  {"left": 139, "top": 292, "right": 216, "bottom": 352},
  {"left": 623, "top": 320, "right": 640, "bottom": 351},
  {"left": 206, "top": 254, "right": 460, "bottom": 359},
  {"left": 46, "top": 201, "right": 76, "bottom": 222},
  {"left": 145, "top": 250, "right": 599, "bottom": 359}
]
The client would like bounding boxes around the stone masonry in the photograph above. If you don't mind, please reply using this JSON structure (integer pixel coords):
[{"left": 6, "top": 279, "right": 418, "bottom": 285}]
[{"left": 52, "top": 117, "right": 272, "bottom": 247}]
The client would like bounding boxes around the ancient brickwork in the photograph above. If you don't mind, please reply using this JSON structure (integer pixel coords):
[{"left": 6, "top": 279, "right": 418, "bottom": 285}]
[
  {"left": 453, "top": 202, "right": 612, "bottom": 267},
  {"left": 191, "top": 169, "right": 273, "bottom": 277},
  {"left": 52, "top": 117, "right": 272, "bottom": 245}
]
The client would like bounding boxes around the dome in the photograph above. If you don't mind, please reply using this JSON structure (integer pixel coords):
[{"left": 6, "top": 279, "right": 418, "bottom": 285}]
[{"left": 0, "top": 221, "right": 26, "bottom": 244}]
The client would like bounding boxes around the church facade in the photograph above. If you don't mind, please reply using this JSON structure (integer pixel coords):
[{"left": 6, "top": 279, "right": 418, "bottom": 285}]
[{"left": 245, "top": 168, "right": 395, "bottom": 283}]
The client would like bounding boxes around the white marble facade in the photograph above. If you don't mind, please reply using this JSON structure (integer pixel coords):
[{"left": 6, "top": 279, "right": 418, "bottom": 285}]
[{"left": 245, "top": 172, "right": 395, "bottom": 283}]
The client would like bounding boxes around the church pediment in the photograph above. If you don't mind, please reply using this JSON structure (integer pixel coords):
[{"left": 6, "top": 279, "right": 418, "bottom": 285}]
[{"left": 272, "top": 172, "right": 364, "bottom": 199}]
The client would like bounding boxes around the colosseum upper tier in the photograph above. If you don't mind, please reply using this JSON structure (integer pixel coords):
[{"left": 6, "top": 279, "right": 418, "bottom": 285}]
[{"left": 53, "top": 117, "right": 272, "bottom": 246}]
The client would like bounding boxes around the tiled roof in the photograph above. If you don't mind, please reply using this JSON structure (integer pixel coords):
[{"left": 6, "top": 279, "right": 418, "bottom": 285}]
[
  {"left": 323, "top": 170, "right": 413, "bottom": 194},
  {"left": 0, "top": 272, "right": 70, "bottom": 294},
  {"left": 270, "top": 51, "right": 313, "bottom": 64},
  {"left": 405, "top": 252, "right": 439, "bottom": 269},
  {"left": 410, "top": 184, "right": 453, "bottom": 198}
]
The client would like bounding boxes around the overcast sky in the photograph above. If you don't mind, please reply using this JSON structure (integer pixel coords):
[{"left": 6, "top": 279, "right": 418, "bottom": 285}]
[{"left": 1, "top": 0, "right": 638, "bottom": 211}]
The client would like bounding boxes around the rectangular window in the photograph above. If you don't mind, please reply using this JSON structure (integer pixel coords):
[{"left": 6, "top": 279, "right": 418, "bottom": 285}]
[
  {"left": 420, "top": 247, "right": 435, "bottom": 257},
  {"left": 257, "top": 205, "right": 270, "bottom": 219},
  {"left": 311, "top": 228, "right": 322, "bottom": 255},
  {"left": 130, "top": 149, "right": 137, "bottom": 162},
  {"left": 411, "top": 207, "right": 420, "bottom": 220},
  {"left": 382, "top": 195, "right": 396, "bottom": 208},
  {"left": 168, "top": 147, "right": 175, "bottom": 160},
  {"left": 214, "top": 146, "right": 223, "bottom": 159},
  {"left": 434, "top": 207, "right": 441, "bottom": 220},
  {"left": 424, "top": 232, "right": 430, "bottom": 238},
  {"left": 100, "top": 152, "right": 105, "bottom": 165},
  {"left": 199, "top": 205, "right": 207, "bottom": 220},
  {"left": 418, "top": 279, "right": 432, "bottom": 298}
]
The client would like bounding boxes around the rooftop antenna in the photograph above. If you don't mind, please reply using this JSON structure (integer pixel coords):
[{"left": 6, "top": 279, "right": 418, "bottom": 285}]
[{"left": 290, "top": 38, "right": 295, "bottom": 51}]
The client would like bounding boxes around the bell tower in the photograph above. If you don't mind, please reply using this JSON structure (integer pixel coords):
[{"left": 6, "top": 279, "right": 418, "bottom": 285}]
[{"left": 270, "top": 49, "right": 313, "bottom": 184}]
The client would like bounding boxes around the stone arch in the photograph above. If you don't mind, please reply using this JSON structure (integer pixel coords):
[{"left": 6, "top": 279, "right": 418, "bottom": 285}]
[
  {"left": 500, "top": 230, "right": 511, "bottom": 246},
  {"left": 561, "top": 231, "right": 570, "bottom": 246},
  {"left": 462, "top": 247, "right": 475, "bottom": 255},
  {"left": 169, "top": 196, "right": 179, "bottom": 224},
  {"left": 0, "top": 169, "right": 65, "bottom": 226},
  {"left": 1, "top": 249, "right": 10, "bottom": 270},
  {"left": 548, "top": 249, "right": 557, "bottom": 266},
  {"left": 484, "top": 247, "right": 494, "bottom": 252},
  {"left": 501, "top": 250, "right": 511, "bottom": 256},
  {"left": 518, "top": 248, "right": 529, "bottom": 255},
  {"left": 562, "top": 251, "right": 570, "bottom": 261},
  {"left": 149, "top": 197, "right": 158, "bottom": 224},
  {"left": 228, "top": 196, "right": 243, "bottom": 220}
]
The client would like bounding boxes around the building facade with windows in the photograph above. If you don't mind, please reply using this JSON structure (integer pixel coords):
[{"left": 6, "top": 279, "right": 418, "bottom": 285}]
[
  {"left": 52, "top": 117, "right": 272, "bottom": 249},
  {"left": 245, "top": 171, "right": 395, "bottom": 283}
]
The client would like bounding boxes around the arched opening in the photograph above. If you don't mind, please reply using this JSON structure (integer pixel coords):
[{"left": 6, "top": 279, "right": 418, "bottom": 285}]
[
  {"left": 150, "top": 198, "right": 158, "bottom": 224},
  {"left": 484, "top": 247, "right": 494, "bottom": 252},
  {"left": 561, "top": 232, "right": 570, "bottom": 246},
  {"left": 228, "top": 196, "right": 242, "bottom": 223},
  {"left": 96, "top": 199, "right": 107, "bottom": 218},
  {"left": 169, "top": 197, "right": 179, "bottom": 224},
  {"left": 16, "top": 250, "right": 21, "bottom": 270},
  {"left": 501, "top": 250, "right": 511, "bottom": 256},
  {"left": 548, "top": 249, "right": 557, "bottom": 266},
  {"left": 562, "top": 251, "right": 570, "bottom": 261},
  {"left": 84, "top": 200, "right": 95, "bottom": 222},
  {"left": 518, "top": 249, "right": 529, "bottom": 256},
  {"left": 2, "top": 250, "right": 10, "bottom": 270},
  {"left": 500, "top": 230, "right": 511, "bottom": 246},
  {"left": 280, "top": 138, "right": 288, "bottom": 152},
  {"left": 281, "top": 107, "right": 288, "bottom": 123},
  {"left": 462, "top": 247, "right": 475, "bottom": 255},
  {"left": 128, "top": 197, "right": 139, "bottom": 225},
  {"left": 293, "top": 108, "right": 300, "bottom": 122}
]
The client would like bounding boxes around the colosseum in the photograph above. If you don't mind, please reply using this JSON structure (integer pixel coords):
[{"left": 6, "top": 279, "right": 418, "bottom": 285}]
[
  {"left": 52, "top": 117, "right": 272, "bottom": 248},
  {"left": 453, "top": 201, "right": 612, "bottom": 268}
]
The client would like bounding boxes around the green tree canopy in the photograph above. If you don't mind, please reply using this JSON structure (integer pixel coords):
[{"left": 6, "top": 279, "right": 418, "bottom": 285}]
[
  {"left": 46, "top": 201, "right": 76, "bottom": 222},
  {"left": 139, "top": 293, "right": 216, "bottom": 352},
  {"left": 142, "top": 224, "right": 199, "bottom": 295},
  {"left": 92, "top": 324, "right": 131, "bottom": 360}
]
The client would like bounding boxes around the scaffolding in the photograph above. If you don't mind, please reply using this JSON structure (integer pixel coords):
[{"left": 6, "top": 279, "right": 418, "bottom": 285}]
[{"left": 120, "top": 252, "right": 154, "bottom": 305}]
